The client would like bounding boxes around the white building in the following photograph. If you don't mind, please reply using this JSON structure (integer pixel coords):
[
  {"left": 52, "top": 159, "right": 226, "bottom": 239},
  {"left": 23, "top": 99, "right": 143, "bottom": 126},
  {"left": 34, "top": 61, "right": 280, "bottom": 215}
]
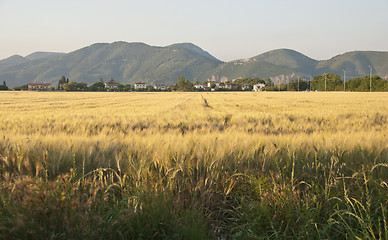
[
  {"left": 134, "top": 82, "right": 147, "bottom": 89},
  {"left": 225, "top": 83, "right": 238, "bottom": 90},
  {"left": 28, "top": 83, "right": 52, "bottom": 91},
  {"left": 105, "top": 80, "right": 119, "bottom": 90},
  {"left": 253, "top": 83, "right": 266, "bottom": 91},
  {"left": 207, "top": 81, "right": 221, "bottom": 88},
  {"left": 194, "top": 84, "right": 205, "bottom": 89},
  {"left": 154, "top": 84, "right": 167, "bottom": 90},
  {"left": 242, "top": 85, "right": 251, "bottom": 91}
]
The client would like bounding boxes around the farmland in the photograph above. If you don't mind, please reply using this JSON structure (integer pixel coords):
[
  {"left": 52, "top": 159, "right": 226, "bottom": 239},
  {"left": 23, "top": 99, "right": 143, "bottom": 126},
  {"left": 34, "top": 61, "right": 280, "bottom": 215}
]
[{"left": 0, "top": 91, "right": 387, "bottom": 239}]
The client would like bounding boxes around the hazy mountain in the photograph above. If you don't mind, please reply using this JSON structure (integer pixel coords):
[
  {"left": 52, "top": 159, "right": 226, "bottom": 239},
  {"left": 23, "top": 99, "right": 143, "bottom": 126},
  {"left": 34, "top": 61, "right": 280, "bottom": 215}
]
[
  {"left": 254, "top": 49, "right": 318, "bottom": 74},
  {"left": 200, "top": 49, "right": 388, "bottom": 83},
  {"left": 199, "top": 59, "right": 295, "bottom": 81},
  {"left": 0, "top": 42, "right": 222, "bottom": 87},
  {"left": 170, "top": 43, "right": 221, "bottom": 62},
  {"left": 1, "top": 42, "right": 387, "bottom": 88},
  {"left": 199, "top": 49, "right": 318, "bottom": 82},
  {"left": 316, "top": 51, "right": 388, "bottom": 79},
  {"left": 0, "top": 55, "right": 28, "bottom": 71},
  {"left": 0, "top": 52, "right": 66, "bottom": 81},
  {"left": 25, "top": 52, "right": 65, "bottom": 61}
]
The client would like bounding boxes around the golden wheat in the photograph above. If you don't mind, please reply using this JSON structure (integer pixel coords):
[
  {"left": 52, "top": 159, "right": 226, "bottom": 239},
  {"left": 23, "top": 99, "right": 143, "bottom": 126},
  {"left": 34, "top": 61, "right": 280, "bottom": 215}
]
[
  {"left": 1, "top": 91, "right": 387, "bottom": 239},
  {"left": 0, "top": 92, "right": 386, "bottom": 170}
]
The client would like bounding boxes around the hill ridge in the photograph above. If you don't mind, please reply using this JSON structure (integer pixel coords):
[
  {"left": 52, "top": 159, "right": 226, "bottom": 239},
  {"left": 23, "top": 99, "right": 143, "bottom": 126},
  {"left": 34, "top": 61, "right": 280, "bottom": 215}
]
[{"left": 1, "top": 42, "right": 388, "bottom": 87}]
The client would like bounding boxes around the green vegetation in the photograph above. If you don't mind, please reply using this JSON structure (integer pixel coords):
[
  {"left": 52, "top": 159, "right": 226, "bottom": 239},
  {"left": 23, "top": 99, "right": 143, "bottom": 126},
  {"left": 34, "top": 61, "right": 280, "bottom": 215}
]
[
  {"left": 57, "top": 75, "right": 69, "bottom": 90},
  {"left": 0, "top": 81, "right": 8, "bottom": 90},
  {"left": 12, "top": 84, "right": 28, "bottom": 91},
  {"left": 88, "top": 78, "right": 106, "bottom": 91},
  {"left": 233, "top": 77, "right": 270, "bottom": 86},
  {"left": 0, "top": 92, "right": 387, "bottom": 239},
  {"left": 311, "top": 73, "right": 342, "bottom": 91},
  {"left": 63, "top": 81, "right": 87, "bottom": 91},
  {"left": 59, "top": 77, "right": 132, "bottom": 92},
  {"left": 117, "top": 83, "right": 132, "bottom": 92},
  {"left": 176, "top": 76, "right": 194, "bottom": 91},
  {"left": 347, "top": 75, "right": 388, "bottom": 92},
  {"left": 288, "top": 78, "right": 309, "bottom": 91},
  {"left": 265, "top": 74, "right": 388, "bottom": 92}
]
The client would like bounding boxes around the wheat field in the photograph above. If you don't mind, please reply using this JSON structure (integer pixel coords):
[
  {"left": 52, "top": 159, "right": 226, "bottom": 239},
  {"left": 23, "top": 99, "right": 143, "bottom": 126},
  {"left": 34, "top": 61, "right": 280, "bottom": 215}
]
[{"left": 1, "top": 91, "right": 387, "bottom": 239}]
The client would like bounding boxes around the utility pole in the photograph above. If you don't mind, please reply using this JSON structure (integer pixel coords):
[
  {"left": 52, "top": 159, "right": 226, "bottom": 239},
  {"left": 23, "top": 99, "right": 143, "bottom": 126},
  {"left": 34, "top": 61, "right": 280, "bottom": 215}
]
[
  {"left": 297, "top": 77, "right": 300, "bottom": 91},
  {"left": 343, "top": 70, "right": 346, "bottom": 91},
  {"left": 325, "top": 74, "right": 327, "bottom": 91},
  {"left": 369, "top": 66, "right": 372, "bottom": 92}
]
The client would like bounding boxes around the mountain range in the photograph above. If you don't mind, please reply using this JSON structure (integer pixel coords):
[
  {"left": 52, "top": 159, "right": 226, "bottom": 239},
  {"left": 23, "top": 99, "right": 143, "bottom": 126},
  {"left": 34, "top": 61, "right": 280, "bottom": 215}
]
[{"left": 1, "top": 41, "right": 388, "bottom": 88}]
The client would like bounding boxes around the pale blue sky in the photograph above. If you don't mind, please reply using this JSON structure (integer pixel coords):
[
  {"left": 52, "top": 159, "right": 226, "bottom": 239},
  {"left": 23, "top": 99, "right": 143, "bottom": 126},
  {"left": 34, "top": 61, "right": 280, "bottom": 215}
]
[{"left": 0, "top": 0, "right": 387, "bottom": 61}]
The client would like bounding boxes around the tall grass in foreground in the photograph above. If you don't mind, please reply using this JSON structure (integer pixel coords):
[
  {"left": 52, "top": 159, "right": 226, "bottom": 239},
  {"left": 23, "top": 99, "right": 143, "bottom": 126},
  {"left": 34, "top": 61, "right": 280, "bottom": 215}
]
[{"left": 0, "top": 91, "right": 387, "bottom": 239}]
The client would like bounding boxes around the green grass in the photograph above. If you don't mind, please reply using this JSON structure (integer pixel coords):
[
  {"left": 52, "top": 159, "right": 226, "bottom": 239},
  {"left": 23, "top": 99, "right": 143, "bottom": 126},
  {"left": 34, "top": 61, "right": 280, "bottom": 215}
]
[{"left": 1, "top": 142, "right": 386, "bottom": 239}]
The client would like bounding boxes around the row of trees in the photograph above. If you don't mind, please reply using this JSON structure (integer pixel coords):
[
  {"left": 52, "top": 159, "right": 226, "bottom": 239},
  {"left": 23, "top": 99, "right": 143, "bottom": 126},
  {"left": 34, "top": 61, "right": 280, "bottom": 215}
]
[
  {"left": 233, "top": 77, "right": 271, "bottom": 87},
  {"left": 5, "top": 74, "right": 388, "bottom": 92},
  {"left": 266, "top": 74, "right": 388, "bottom": 92},
  {"left": 58, "top": 77, "right": 133, "bottom": 92},
  {"left": 60, "top": 76, "right": 198, "bottom": 92}
]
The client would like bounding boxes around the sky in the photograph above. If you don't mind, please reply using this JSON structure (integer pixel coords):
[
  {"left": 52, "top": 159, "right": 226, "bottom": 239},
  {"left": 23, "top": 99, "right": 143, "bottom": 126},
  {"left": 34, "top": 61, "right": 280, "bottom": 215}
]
[{"left": 0, "top": 0, "right": 387, "bottom": 62}]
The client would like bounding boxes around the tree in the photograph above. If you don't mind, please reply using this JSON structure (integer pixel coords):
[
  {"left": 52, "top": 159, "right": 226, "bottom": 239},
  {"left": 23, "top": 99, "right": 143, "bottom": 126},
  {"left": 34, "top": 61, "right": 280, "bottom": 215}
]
[
  {"left": 63, "top": 81, "right": 78, "bottom": 91},
  {"left": 263, "top": 85, "right": 278, "bottom": 91},
  {"left": 88, "top": 80, "right": 105, "bottom": 91},
  {"left": 13, "top": 84, "right": 27, "bottom": 91},
  {"left": 346, "top": 75, "right": 388, "bottom": 92},
  {"left": 77, "top": 82, "right": 87, "bottom": 91},
  {"left": 0, "top": 81, "right": 8, "bottom": 90},
  {"left": 288, "top": 79, "right": 308, "bottom": 91},
  {"left": 233, "top": 77, "right": 266, "bottom": 87},
  {"left": 123, "top": 84, "right": 131, "bottom": 91},
  {"left": 116, "top": 84, "right": 131, "bottom": 92},
  {"left": 264, "top": 78, "right": 272, "bottom": 86},
  {"left": 58, "top": 76, "right": 67, "bottom": 90},
  {"left": 176, "top": 76, "right": 193, "bottom": 91},
  {"left": 311, "top": 73, "right": 342, "bottom": 91},
  {"left": 371, "top": 76, "right": 388, "bottom": 91},
  {"left": 107, "top": 78, "right": 116, "bottom": 84},
  {"left": 278, "top": 82, "right": 287, "bottom": 91},
  {"left": 117, "top": 84, "right": 125, "bottom": 91},
  {"left": 62, "top": 81, "right": 87, "bottom": 91},
  {"left": 146, "top": 85, "right": 155, "bottom": 92}
]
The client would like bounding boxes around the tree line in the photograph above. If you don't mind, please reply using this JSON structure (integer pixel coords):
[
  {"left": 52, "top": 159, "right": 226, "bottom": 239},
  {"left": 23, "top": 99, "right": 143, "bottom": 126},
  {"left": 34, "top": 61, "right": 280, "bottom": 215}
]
[
  {"left": 5, "top": 73, "right": 388, "bottom": 92},
  {"left": 173, "top": 74, "right": 388, "bottom": 92},
  {"left": 265, "top": 74, "right": 388, "bottom": 92},
  {"left": 58, "top": 76, "right": 199, "bottom": 92}
]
